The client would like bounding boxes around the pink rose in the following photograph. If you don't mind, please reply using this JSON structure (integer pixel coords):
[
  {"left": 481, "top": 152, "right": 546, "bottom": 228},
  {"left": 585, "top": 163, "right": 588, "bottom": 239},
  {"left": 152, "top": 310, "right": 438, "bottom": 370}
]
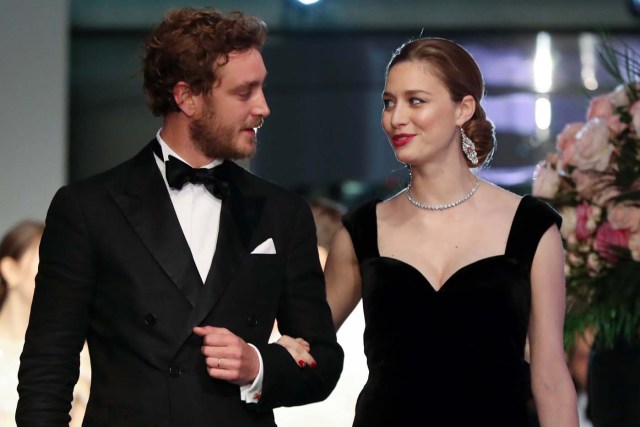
[
  {"left": 594, "top": 220, "right": 630, "bottom": 263},
  {"left": 559, "top": 206, "right": 577, "bottom": 239},
  {"left": 587, "top": 252, "right": 603, "bottom": 276},
  {"left": 610, "top": 83, "right": 640, "bottom": 108},
  {"left": 567, "top": 251, "right": 584, "bottom": 267},
  {"left": 593, "top": 184, "right": 620, "bottom": 206},
  {"left": 607, "top": 203, "right": 640, "bottom": 232},
  {"left": 578, "top": 240, "right": 593, "bottom": 254},
  {"left": 587, "top": 94, "right": 614, "bottom": 120},
  {"left": 631, "top": 100, "right": 640, "bottom": 136},
  {"left": 606, "top": 114, "right": 628, "bottom": 135},
  {"left": 587, "top": 89, "right": 630, "bottom": 134},
  {"left": 573, "top": 118, "right": 614, "bottom": 171},
  {"left": 576, "top": 201, "right": 600, "bottom": 241},
  {"left": 571, "top": 169, "right": 613, "bottom": 200},
  {"left": 629, "top": 231, "right": 640, "bottom": 261},
  {"left": 555, "top": 122, "right": 583, "bottom": 167},
  {"left": 532, "top": 160, "right": 560, "bottom": 198}
]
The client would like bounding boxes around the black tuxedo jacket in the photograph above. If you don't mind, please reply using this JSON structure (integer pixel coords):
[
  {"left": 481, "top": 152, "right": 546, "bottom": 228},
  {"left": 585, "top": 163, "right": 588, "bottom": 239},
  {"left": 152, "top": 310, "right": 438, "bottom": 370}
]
[{"left": 16, "top": 141, "right": 343, "bottom": 427}]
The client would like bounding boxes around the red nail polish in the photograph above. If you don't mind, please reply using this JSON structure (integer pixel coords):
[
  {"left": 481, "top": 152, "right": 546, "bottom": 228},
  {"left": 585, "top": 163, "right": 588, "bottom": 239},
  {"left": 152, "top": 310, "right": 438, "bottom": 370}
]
[
  {"left": 310, "top": 361, "right": 317, "bottom": 368},
  {"left": 298, "top": 360, "right": 306, "bottom": 367}
]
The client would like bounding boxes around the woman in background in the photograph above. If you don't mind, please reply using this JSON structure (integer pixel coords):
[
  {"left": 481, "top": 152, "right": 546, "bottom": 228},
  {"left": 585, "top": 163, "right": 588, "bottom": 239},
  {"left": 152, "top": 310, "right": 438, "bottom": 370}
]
[
  {"left": 274, "top": 198, "right": 369, "bottom": 427},
  {"left": 0, "top": 220, "right": 90, "bottom": 427},
  {"left": 279, "top": 37, "right": 578, "bottom": 426}
]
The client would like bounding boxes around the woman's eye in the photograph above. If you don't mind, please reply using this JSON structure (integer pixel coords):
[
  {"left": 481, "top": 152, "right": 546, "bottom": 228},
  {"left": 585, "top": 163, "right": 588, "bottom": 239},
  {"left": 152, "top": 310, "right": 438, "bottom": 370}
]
[
  {"left": 409, "top": 97, "right": 424, "bottom": 105},
  {"left": 383, "top": 99, "right": 395, "bottom": 109}
]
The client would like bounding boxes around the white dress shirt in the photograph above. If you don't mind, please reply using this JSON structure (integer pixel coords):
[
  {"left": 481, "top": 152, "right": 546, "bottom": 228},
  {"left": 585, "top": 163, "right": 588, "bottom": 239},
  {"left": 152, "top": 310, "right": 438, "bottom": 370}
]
[{"left": 153, "top": 130, "right": 263, "bottom": 403}]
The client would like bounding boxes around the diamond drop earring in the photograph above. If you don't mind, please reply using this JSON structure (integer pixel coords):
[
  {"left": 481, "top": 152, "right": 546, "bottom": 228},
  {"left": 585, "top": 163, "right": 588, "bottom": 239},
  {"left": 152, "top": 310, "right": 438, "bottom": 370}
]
[{"left": 461, "top": 127, "right": 478, "bottom": 166}]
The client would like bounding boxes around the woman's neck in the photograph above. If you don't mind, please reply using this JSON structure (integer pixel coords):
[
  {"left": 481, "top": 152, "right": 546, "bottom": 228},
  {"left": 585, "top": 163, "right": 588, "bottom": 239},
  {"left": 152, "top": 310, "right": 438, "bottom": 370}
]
[
  {"left": 407, "top": 164, "right": 478, "bottom": 206},
  {"left": 0, "top": 292, "right": 31, "bottom": 341}
]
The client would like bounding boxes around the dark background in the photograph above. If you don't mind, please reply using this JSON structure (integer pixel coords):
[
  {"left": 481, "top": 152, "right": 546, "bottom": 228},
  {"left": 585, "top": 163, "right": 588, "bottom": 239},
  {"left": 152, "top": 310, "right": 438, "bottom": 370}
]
[{"left": 68, "top": 0, "right": 640, "bottom": 208}]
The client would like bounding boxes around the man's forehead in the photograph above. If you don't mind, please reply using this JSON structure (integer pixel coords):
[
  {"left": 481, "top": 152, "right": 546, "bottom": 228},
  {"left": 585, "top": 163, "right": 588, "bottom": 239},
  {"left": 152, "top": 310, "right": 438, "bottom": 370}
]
[
  {"left": 214, "top": 49, "right": 267, "bottom": 85},
  {"left": 214, "top": 48, "right": 263, "bottom": 67}
]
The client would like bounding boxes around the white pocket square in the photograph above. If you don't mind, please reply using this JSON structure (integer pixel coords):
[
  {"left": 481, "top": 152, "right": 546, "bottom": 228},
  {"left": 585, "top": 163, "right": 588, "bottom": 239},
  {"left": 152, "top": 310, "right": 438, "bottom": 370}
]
[{"left": 251, "top": 238, "right": 276, "bottom": 254}]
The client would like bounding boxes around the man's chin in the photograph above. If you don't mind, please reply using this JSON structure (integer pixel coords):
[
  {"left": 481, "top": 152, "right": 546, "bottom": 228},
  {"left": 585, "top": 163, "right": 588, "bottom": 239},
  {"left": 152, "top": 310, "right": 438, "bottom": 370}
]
[{"left": 226, "top": 140, "right": 257, "bottom": 160}]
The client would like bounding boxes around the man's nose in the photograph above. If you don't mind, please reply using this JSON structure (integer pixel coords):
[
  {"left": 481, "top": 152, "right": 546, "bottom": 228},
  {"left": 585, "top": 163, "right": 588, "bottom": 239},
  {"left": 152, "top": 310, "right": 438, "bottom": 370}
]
[{"left": 254, "top": 90, "right": 270, "bottom": 118}]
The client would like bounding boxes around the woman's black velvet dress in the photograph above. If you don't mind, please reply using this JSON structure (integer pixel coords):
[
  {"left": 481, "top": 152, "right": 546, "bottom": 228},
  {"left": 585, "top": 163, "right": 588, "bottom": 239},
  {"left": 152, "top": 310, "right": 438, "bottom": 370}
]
[{"left": 341, "top": 195, "right": 561, "bottom": 427}]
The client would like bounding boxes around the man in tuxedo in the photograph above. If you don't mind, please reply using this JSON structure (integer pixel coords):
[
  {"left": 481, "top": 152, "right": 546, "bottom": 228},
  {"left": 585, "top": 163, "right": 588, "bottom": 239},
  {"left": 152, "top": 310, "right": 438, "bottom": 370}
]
[{"left": 16, "top": 7, "right": 343, "bottom": 427}]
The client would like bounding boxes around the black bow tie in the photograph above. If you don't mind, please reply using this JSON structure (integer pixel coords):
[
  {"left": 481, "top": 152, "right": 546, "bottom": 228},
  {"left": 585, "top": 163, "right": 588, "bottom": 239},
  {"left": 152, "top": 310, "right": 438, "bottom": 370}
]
[{"left": 165, "top": 155, "right": 230, "bottom": 200}]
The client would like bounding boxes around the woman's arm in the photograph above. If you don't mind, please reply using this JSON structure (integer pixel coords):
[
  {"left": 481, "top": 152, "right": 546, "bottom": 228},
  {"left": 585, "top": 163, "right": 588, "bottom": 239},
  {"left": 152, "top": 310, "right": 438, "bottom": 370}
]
[
  {"left": 324, "top": 226, "right": 362, "bottom": 330},
  {"left": 277, "top": 225, "right": 362, "bottom": 364},
  {"left": 528, "top": 225, "right": 579, "bottom": 427}
]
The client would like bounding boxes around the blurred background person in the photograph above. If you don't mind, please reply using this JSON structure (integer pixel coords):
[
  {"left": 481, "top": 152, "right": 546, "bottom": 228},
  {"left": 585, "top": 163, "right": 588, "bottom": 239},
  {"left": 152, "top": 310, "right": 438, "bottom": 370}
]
[
  {"left": 568, "top": 329, "right": 595, "bottom": 427},
  {"left": 272, "top": 197, "right": 368, "bottom": 427},
  {"left": 0, "top": 220, "right": 90, "bottom": 427},
  {"left": 310, "top": 198, "right": 347, "bottom": 269}
]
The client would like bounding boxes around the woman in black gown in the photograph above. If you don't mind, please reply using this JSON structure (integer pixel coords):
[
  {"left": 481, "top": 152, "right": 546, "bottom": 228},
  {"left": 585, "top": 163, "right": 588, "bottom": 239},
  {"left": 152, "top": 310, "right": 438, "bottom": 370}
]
[{"left": 279, "top": 37, "right": 578, "bottom": 427}]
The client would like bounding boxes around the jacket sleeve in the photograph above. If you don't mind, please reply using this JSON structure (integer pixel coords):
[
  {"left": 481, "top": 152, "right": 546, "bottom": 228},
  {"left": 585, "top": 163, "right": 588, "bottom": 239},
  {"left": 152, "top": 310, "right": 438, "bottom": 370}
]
[
  {"left": 16, "top": 186, "right": 94, "bottom": 426},
  {"left": 254, "top": 199, "right": 344, "bottom": 410}
]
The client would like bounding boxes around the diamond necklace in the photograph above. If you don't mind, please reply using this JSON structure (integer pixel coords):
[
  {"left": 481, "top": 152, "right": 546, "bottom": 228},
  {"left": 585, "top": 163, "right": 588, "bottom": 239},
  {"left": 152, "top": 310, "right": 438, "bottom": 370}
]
[{"left": 405, "top": 175, "right": 481, "bottom": 211}]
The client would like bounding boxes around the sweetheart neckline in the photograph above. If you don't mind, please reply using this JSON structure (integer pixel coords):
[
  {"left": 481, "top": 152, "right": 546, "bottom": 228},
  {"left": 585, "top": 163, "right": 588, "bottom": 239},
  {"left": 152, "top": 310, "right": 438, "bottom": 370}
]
[
  {"left": 375, "top": 254, "right": 507, "bottom": 292},
  {"left": 371, "top": 195, "right": 529, "bottom": 292}
]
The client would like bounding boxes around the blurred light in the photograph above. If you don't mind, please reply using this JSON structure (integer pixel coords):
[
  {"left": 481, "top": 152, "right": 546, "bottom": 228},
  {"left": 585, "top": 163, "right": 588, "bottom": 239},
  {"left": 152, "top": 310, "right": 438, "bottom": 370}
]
[
  {"left": 297, "top": 0, "right": 321, "bottom": 4},
  {"left": 533, "top": 95, "right": 551, "bottom": 146},
  {"left": 535, "top": 96, "right": 551, "bottom": 130},
  {"left": 533, "top": 32, "right": 553, "bottom": 93},
  {"left": 341, "top": 181, "right": 367, "bottom": 197},
  {"left": 579, "top": 32, "right": 599, "bottom": 91}
]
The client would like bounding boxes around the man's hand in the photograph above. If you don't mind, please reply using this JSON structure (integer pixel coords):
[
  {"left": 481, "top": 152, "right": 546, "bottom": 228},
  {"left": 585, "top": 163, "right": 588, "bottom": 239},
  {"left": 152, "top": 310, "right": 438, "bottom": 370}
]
[{"left": 193, "top": 326, "right": 260, "bottom": 385}]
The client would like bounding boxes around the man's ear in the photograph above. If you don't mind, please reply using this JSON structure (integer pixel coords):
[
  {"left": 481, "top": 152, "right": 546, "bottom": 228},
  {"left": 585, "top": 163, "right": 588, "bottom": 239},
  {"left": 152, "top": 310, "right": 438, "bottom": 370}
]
[
  {"left": 0, "top": 257, "right": 19, "bottom": 289},
  {"left": 172, "top": 81, "right": 197, "bottom": 117},
  {"left": 456, "top": 95, "right": 476, "bottom": 125}
]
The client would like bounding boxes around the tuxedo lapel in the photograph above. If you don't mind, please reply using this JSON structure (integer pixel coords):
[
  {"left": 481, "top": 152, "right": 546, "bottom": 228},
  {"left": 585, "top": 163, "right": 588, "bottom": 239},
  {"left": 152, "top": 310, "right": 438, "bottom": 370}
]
[
  {"left": 184, "top": 161, "right": 265, "bottom": 334},
  {"left": 110, "top": 141, "right": 203, "bottom": 307}
]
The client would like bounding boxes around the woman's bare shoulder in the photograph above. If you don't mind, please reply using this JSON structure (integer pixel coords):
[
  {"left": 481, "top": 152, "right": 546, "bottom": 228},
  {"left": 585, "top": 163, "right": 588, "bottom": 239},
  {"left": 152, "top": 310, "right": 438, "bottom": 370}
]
[
  {"left": 376, "top": 190, "right": 406, "bottom": 219},
  {"left": 477, "top": 180, "right": 524, "bottom": 220}
]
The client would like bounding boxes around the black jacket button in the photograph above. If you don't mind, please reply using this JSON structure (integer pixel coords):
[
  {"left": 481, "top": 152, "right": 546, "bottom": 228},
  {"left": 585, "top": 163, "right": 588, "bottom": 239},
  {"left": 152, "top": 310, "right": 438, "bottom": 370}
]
[
  {"left": 247, "top": 315, "right": 258, "bottom": 327},
  {"left": 144, "top": 313, "right": 157, "bottom": 327},
  {"left": 168, "top": 365, "right": 182, "bottom": 377}
]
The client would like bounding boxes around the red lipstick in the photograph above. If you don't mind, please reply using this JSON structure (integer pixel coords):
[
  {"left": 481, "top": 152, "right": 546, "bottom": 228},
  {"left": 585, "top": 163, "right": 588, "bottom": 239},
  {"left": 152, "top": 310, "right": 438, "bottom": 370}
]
[{"left": 391, "top": 134, "right": 415, "bottom": 147}]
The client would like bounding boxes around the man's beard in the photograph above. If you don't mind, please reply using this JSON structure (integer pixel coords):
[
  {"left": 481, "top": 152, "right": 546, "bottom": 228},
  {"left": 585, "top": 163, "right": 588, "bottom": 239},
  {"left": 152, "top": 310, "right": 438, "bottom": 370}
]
[{"left": 189, "top": 103, "right": 260, "bottom": 160}]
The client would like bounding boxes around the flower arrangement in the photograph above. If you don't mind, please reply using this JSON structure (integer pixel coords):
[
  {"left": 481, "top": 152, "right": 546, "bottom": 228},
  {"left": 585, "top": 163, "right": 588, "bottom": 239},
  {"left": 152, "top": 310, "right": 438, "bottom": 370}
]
[{"left": 532, "top": 37, "right": 640, "bottom": 350}]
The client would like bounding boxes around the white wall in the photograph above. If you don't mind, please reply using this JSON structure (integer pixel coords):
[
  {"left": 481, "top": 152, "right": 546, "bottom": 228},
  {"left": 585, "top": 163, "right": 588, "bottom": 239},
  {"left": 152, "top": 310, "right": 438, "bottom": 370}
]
[{"left": 0, "top": 0, "right": 68, "bottom": 237}]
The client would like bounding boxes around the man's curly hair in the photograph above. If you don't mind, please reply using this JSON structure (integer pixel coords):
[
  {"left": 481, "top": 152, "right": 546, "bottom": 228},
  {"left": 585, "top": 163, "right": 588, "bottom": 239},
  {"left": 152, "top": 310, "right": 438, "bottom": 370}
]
[{"left": 142, "top": 7, "right": 268, "bottom": 117}]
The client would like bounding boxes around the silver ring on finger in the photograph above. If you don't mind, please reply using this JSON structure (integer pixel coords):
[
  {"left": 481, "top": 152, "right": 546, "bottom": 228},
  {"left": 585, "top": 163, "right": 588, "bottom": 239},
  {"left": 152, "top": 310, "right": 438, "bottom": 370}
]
[{"left": 217, "top": 358, "right": 222, "bottom": 369}]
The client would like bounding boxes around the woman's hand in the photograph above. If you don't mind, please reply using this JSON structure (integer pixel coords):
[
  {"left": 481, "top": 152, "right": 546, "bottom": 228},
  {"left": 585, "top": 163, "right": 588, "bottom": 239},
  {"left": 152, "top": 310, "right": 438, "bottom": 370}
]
[{"left": 276, "top": 335, "right": 317, "bottom": 368}]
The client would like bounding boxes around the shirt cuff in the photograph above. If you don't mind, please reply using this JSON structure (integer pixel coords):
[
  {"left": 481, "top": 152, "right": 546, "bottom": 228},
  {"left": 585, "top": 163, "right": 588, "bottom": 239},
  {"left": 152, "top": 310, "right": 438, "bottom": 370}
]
[{"left": 240, "top": 343, "right": 263, "bottom": 403}]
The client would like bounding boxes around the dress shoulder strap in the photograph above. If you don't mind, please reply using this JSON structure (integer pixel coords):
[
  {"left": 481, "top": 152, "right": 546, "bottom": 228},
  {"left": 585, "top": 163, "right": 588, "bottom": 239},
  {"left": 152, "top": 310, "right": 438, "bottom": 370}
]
[
  {"left": 505, "top": 195, "right": 563, "bottom": 270},
  {"left": 341, "top": 199, "right": 380, "bottom": 264}
]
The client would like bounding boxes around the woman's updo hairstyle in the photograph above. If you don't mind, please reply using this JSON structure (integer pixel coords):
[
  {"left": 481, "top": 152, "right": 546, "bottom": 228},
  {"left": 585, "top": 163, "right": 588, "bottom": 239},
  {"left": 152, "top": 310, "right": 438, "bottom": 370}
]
[{"left": 387, "top": 37, "right": 496, "bottom": 168}]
